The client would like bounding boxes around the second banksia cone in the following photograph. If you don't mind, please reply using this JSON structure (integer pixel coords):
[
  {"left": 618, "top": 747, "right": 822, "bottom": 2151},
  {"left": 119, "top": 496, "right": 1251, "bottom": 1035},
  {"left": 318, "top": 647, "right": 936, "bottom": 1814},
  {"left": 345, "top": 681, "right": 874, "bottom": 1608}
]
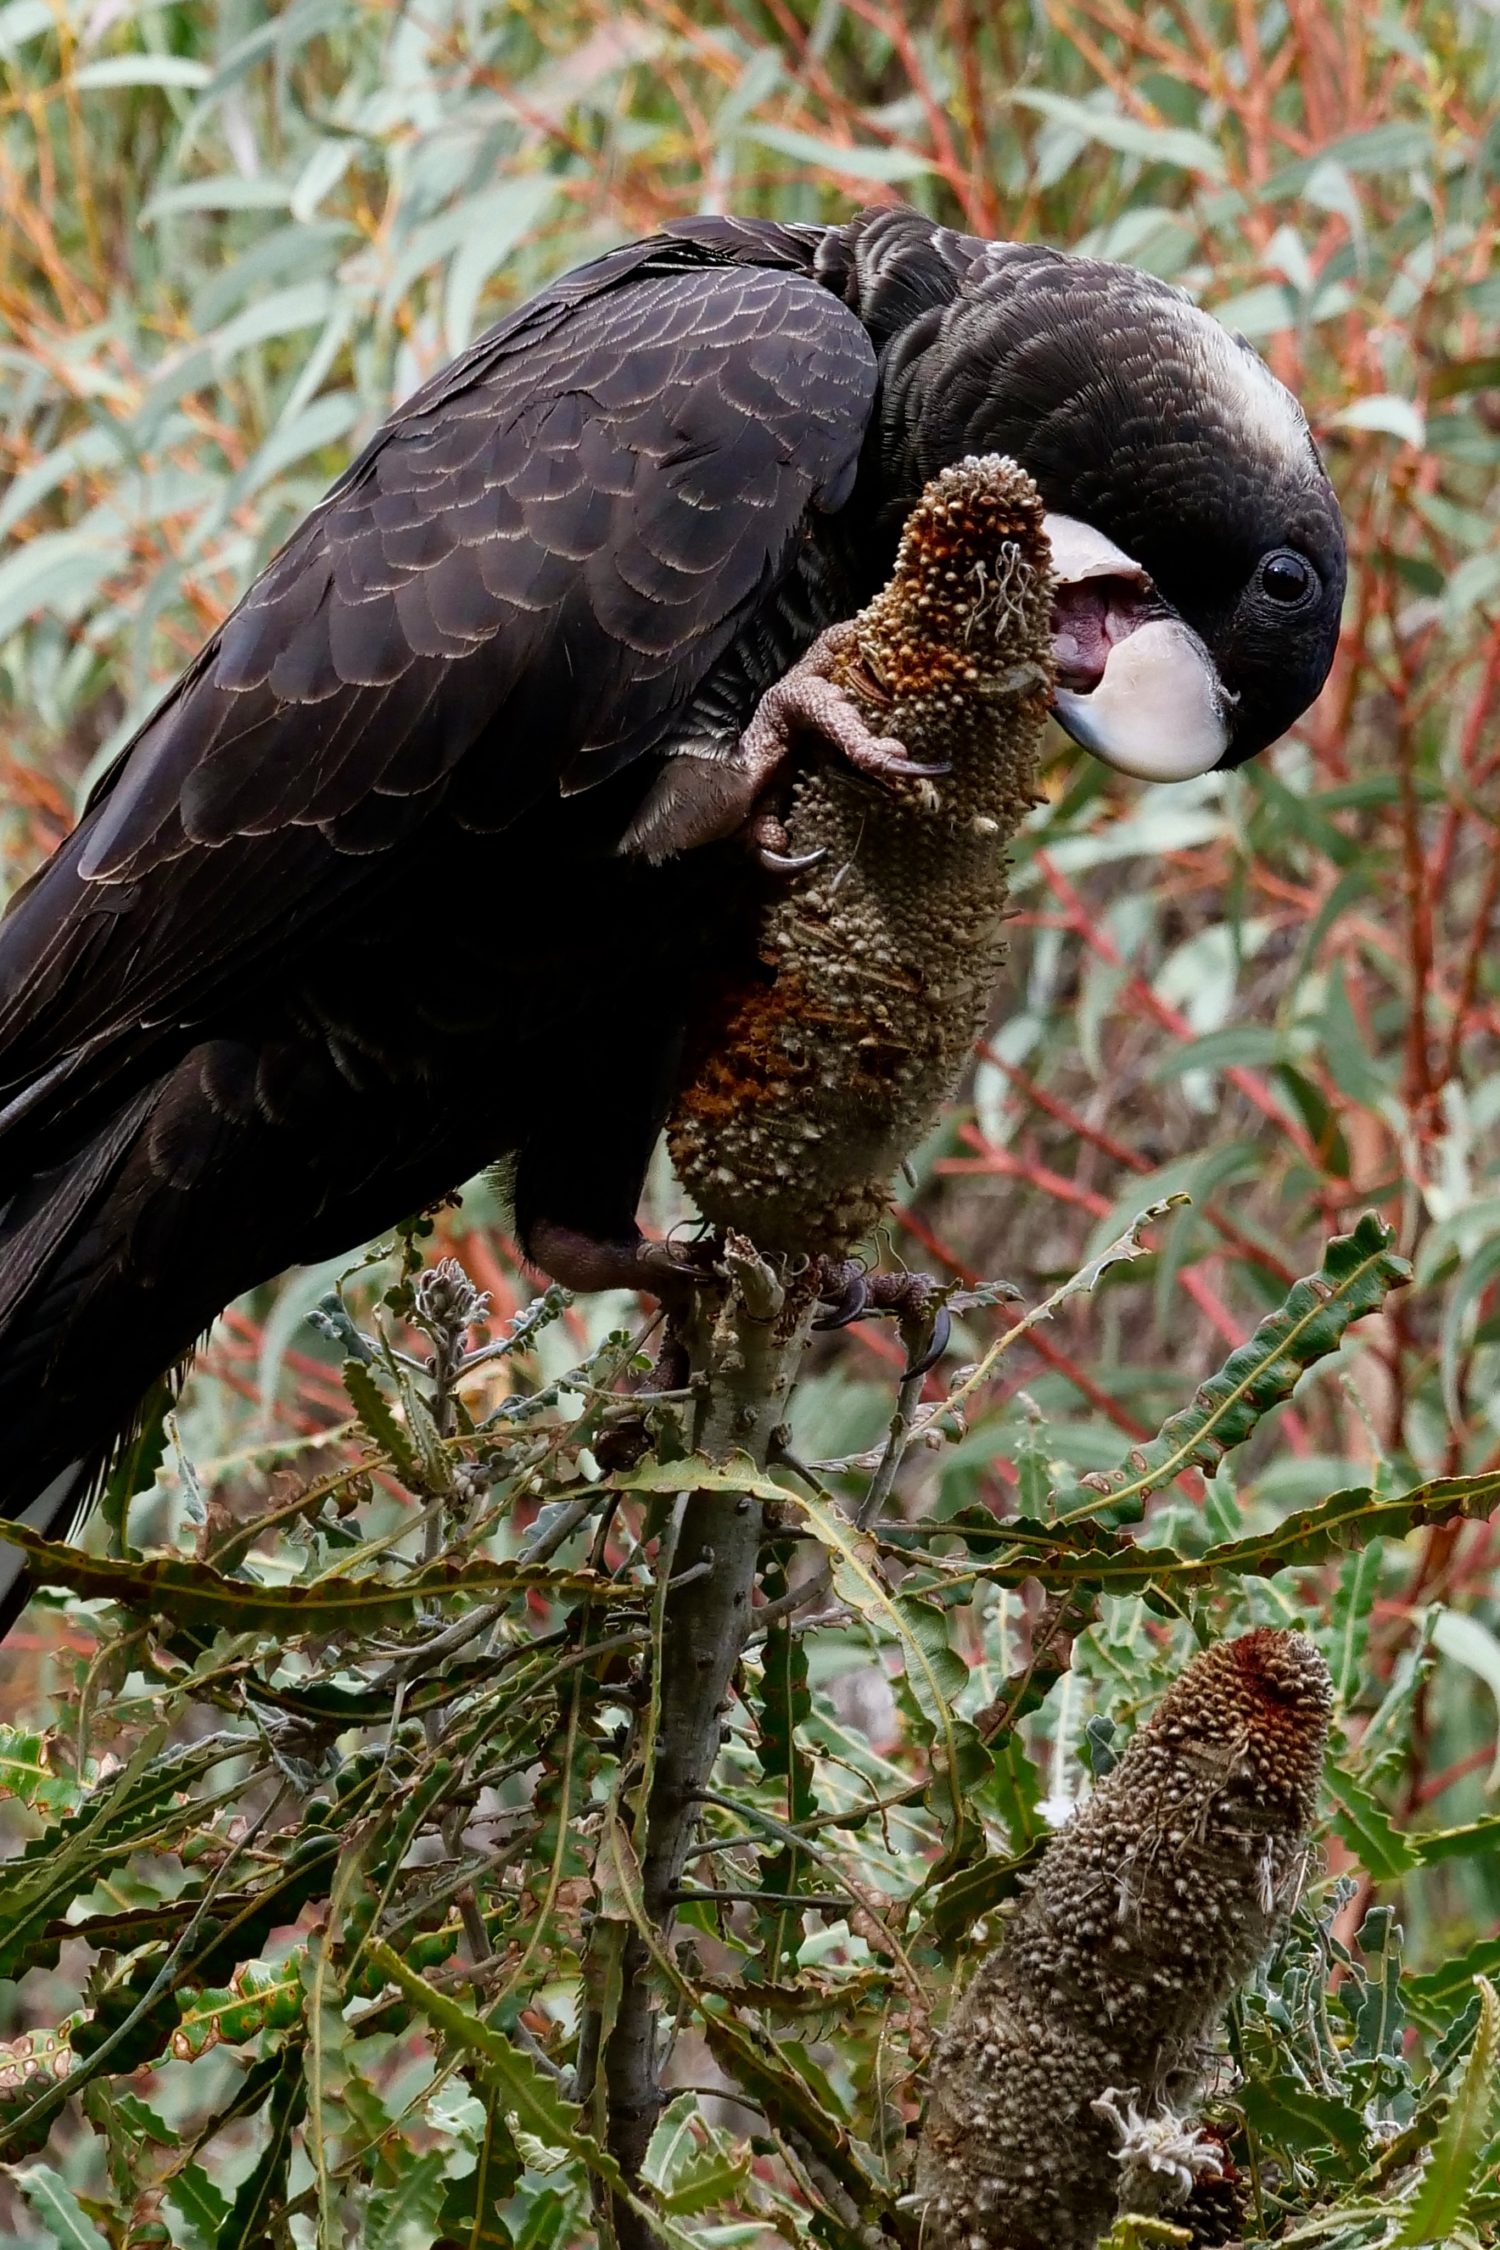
[{"left": 916, "top": 1627, "right": 1332, "bottom": 2250}]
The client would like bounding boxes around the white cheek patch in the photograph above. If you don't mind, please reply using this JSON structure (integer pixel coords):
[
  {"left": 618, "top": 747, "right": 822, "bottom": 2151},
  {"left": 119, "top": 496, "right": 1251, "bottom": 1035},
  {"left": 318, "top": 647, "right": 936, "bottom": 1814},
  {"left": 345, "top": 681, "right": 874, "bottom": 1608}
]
[
  {"left": 1053, "top": 619, "right": 1232, "bottom": 781},
  {"left": 1184, "top": 305, "right": 1316, "bottom": 472}
]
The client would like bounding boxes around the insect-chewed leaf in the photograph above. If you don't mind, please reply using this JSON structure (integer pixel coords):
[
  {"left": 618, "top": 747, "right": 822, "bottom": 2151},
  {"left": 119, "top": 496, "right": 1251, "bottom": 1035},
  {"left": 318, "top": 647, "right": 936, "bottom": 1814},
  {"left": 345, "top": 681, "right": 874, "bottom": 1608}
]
[
  {"left": 1053, "top": 1213, "right": 1410, "bottom": 1521},
  {"left": 0, "top": 1524, "right": 626, "bottom": 1637},
  {"left": 171, "top": 1958, "right": 304, "bottom": 2059},
  {"left": 0, "top": 2021, "right": 80, "bottom": 2159},
  {"left": 0, "top": 2022, "right": 76, "bottom": 2103}
]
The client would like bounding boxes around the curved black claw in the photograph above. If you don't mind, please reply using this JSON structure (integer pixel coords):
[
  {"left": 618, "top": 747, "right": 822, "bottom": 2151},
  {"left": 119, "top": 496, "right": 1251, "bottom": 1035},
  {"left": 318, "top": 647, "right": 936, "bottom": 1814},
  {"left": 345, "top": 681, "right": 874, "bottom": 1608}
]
[
  {"left": 902, "top": 1302, "right": 952, "bottom": 1379},
  {"left": 812, "top": 1264, "right": 869, "bottom": 1332},
  {"left": 881, "top": 757, "right": 952, "bottom": 783},
  {"left": 759, "top": 843, "right": 829, "bottom": 877}
]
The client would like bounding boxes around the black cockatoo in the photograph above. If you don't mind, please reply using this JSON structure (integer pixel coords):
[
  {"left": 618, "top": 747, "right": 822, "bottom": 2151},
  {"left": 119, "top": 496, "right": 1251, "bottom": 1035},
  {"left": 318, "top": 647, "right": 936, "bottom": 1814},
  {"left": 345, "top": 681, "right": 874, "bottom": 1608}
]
[{"left": 0, "top": 206, "right": 1344, "bottom": 1630}]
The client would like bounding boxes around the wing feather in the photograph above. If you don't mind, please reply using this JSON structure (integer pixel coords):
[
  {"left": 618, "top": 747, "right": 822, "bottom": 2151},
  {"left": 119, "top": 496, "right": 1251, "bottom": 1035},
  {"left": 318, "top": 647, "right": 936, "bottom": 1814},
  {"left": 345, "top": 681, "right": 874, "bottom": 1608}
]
[{"left": 0, "top": 235, "right": 876, "bottom": 1150}]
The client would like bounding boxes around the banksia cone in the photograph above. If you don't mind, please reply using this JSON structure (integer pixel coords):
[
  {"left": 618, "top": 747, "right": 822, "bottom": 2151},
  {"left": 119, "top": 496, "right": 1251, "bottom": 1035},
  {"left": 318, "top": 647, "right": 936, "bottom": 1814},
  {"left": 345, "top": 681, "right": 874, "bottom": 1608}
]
[
  {"left": 668, "top": 453, "right": 1053, "bottom": 1257},
  {"left": 916, "top": 1627, "right": 1331, "bottom": 2250}
]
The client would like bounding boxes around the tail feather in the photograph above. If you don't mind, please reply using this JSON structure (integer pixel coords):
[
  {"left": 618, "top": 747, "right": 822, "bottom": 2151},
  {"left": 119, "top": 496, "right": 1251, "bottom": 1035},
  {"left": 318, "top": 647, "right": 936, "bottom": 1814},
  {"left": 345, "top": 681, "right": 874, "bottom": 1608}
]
[
  {"left": 0, "top": 1032, "right": 490, "bottom": 1646},
  {"left": 0, "top": 1084, "right": 155, "bottom": 1326},
  {"left": 0, "top": 1461, "right": 90, "bottom": 1648},
  {"left": 0, "top": 1055, "right": 261, "bottom": 1639}
]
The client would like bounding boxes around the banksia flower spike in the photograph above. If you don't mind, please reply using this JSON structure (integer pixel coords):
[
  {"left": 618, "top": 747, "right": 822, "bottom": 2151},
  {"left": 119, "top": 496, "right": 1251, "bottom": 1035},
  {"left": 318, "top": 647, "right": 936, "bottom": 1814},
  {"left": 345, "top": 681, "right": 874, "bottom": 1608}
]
[
  {"left": 916, "top": 1627, "right": 1332, "bottom": 2250},
  {"left": 669, "top": 453, "right": 1054, "bottom": 1258}
]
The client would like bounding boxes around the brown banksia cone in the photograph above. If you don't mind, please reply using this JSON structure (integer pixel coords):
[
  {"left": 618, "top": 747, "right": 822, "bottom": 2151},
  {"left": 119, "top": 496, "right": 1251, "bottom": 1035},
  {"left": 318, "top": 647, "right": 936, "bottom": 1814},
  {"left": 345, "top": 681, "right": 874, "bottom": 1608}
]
[
  {"left": 668, "top": 453, "right": 1054, "bottom": 1257},
  {"left": 915, "top": 1627, "right": 1331, "bottom": 2250},
  {"left": 1178, "top": 2167, "right": 1247, "bottom": 2246}
]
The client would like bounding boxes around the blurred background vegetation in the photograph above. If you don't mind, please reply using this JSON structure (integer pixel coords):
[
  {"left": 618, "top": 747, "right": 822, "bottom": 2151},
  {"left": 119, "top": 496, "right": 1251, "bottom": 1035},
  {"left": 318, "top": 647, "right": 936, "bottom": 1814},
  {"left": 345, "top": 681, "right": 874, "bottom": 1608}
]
[{"left": 1, "top": 0, "right": 1500, "bottom": 2244}]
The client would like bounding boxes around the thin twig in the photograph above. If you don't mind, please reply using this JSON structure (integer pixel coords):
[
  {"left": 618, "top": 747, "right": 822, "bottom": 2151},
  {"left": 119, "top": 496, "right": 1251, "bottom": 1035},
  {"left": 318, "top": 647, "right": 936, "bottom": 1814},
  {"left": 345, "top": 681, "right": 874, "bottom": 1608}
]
[
  {"left": 856, "top": 1366, "right": 926, "bottom": 1529},
  {"left": 517, "top": 1484, "right": 609, "bottom": 1565}
]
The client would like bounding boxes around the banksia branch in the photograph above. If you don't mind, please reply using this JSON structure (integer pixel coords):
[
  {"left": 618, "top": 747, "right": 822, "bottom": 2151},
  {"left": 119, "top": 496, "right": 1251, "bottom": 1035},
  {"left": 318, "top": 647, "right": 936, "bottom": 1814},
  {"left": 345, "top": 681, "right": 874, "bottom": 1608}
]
[{"left": 916, "top": 1627, "right": 1332, "bottom": 2250}]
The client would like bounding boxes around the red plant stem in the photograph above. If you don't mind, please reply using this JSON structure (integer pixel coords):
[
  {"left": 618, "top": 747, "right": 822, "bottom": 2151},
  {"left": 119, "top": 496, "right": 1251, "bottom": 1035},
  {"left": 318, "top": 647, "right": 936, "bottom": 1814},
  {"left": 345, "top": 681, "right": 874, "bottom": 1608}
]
[
  {"left": 985, "top": 1049, "right": 1299, "bottom": 1286},
  {"left": 1032, "top": 852, "right": 1323, "bottom": 1168}
]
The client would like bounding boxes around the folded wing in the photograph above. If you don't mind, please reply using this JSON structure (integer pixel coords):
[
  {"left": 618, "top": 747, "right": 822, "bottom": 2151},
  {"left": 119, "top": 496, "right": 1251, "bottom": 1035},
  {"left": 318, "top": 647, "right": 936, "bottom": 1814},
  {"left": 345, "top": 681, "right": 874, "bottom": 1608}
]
[{"left": 0, "top": 232, "right": 877, "bottom": 1167}]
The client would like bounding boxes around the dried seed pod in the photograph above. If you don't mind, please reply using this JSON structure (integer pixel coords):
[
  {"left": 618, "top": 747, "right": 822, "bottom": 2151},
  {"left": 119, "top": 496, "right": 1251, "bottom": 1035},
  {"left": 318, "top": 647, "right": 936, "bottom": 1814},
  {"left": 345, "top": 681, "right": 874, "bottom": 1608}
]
[
  {"left": 916, "top": 1627, "right": 1332, "bottom": 2250},
  {"left": 668, "top": 454, "right": 1054, "bottom": 1257}
]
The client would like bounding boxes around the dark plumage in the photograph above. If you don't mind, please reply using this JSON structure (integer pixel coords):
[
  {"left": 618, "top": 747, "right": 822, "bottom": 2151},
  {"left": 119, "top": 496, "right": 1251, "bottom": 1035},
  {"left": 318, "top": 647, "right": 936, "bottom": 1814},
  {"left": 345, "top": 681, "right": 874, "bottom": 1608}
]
[{"left": 0, "top": 207, "right": 1345, "bottom": 1633}]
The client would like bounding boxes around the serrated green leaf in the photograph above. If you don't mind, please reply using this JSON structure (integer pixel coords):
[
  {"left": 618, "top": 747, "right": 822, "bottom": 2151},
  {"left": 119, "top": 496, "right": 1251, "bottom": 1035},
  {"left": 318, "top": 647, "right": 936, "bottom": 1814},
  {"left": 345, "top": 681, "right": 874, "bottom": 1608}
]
[
  {"left": 0, "top": 1727, "right": 75, "bottom": 1817},
  {"left": 0, "top": 1524, "right": 628, "bottom": 1637},
  {"left": 0, "top": 1730, "right": 220, "bottom": 1981},
  {"left": 1239, "top": 2075, "right": 1367, "bottom": 2158},
  {"left": 1331, "top": 1542, "right": 1383, "bottom": 1705},
  {"left": 218, "top": 2040, "right": 308, "bottom": 2250},
  {"left": 1325, "top": 1764, "right": 1421, "bottom": 1879},
  {"left": 341, "top": 1358, "right": 422, "bottom": 1483},
  {"left": 364, "top": 2150, "right": 452, "bottom": 2250},
  {"left": 752, "top": 1552, "right": 818, "bottom": 1975},
  {"left": 593, "top": 1813, "right": 889, "bottom": 2227},
  {"left": 1395, "top": 1977, "right": 1500, "bottom": 2243},
  {"left": 695, "top": 2000, "right": 885, "bottom": 2221},
  {"left": 438, "top": 2075, "right": 521, "bottom": 2250},
  {"left": 657, "top": 2141, "right": 752, "bottom": 2216},
  {"left": 365, "top": 1939, "right": 701, "bottom": 2249},
  {"left": 163, "top": 2160, "right": 231, "bottom": 2250},
  {"left": 919, "top": 1842, "right": 1034, "bottom": 1946},
  {"left": 1055, "top": 1215, "right": 1410, "bottom": 1521},
  {"left": 302, "top": 1921, "right": 354, "bottom": 2250},
  {"left": 608, "top": 1453, "right": 788, "bottom": 1503},
  {"left": 1413, "top": 1815, "right": 1500, "bottom": 1865},
  {"left": 904, "top": 1470, "right": 1500, "bottom": 1598},
  {"left": 789, "top": 1492, "right": 973, "bottom": 1842}
]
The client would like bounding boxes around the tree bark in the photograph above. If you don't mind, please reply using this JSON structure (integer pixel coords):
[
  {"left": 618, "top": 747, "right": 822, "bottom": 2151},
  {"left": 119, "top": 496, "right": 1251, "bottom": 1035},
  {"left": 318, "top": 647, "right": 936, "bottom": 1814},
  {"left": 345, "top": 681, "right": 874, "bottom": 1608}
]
[{"left": 585, "top": 1238, "right": 816, "bottom": 2245}]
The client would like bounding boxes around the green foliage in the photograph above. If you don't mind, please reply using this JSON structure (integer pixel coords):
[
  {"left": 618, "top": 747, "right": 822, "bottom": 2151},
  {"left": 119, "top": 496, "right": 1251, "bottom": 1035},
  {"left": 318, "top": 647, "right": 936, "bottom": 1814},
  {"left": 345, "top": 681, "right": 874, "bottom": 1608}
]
[
  {"left": 0, "top": 1215, "right": 1491, "bottom": 2243},
  {"left": 4, "top": 0, "right": 1500, "bottom": 2242}
]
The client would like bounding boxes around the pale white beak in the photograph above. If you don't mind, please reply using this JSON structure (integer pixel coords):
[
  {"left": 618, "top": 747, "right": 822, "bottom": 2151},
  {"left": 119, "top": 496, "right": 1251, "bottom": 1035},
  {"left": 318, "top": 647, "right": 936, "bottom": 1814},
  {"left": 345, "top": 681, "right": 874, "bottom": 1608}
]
[{"left": 1043, "top": 513, "right": 1233, "bottom": 782}]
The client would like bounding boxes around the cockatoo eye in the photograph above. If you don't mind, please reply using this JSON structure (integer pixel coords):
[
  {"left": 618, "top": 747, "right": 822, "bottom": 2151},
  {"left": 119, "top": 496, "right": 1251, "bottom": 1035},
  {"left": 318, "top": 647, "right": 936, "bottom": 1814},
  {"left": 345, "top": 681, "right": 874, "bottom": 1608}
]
[{"left": 1258, "top": 549, "right": 1318, "bottom": 607}]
